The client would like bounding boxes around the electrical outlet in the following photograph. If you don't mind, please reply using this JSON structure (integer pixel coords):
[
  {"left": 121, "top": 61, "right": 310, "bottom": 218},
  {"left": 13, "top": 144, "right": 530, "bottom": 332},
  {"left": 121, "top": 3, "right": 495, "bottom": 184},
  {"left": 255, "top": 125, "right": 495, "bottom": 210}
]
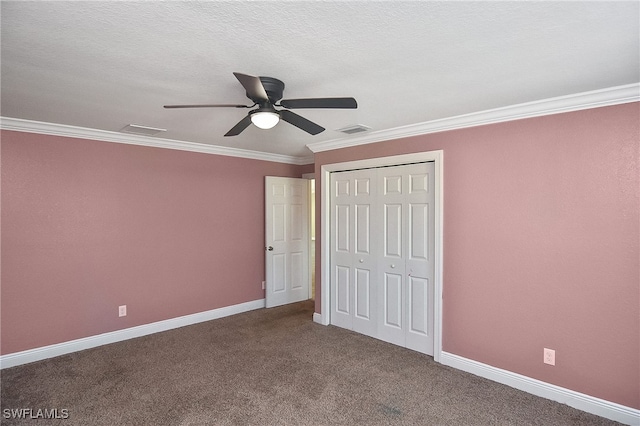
[
  {"left": 262, "top": 281, "right": 266, "bottom": 290},
  {"left": 543, "top": 348, "right": 555, "bottom": 365},
  {"left": 118, "top": 305, "right": 127, "bottom": 317}
]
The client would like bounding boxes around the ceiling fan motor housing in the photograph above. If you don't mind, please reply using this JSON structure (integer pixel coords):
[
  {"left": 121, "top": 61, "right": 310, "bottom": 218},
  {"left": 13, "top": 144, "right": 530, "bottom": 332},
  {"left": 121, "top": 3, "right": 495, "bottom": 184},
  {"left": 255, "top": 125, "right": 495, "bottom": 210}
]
[{"left": 255, "top": 76, "right": 285, "bottom": 103}]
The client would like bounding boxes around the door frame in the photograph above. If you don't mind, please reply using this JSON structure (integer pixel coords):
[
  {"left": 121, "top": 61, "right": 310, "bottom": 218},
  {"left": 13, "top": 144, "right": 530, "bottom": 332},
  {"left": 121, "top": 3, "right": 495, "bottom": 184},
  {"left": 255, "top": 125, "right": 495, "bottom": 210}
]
[{"left": 316, "top": 150, "right": 444, "bottom": 363}]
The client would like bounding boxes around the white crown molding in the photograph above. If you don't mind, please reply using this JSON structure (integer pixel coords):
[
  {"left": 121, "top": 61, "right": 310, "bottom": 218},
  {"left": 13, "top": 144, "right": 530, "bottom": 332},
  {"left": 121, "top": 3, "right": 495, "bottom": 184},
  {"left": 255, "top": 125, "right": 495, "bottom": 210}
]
[
  {"left": 307, "top": 83, "right": 640, "bottom": 153},
  {"left": 3, "top": 83, "right": 636, "bottom": 163},
  {"left": 0, "top": 298, "right": 265, "bottom": 369},
  {"left": 296, "top": 154, "right": 315, "bottom": 165},
  {"left": 0, "top": 117, "right": 313, "bottom": 165},
  {"left": 440, "top": 352, "right": 640, "bottom": 425}
]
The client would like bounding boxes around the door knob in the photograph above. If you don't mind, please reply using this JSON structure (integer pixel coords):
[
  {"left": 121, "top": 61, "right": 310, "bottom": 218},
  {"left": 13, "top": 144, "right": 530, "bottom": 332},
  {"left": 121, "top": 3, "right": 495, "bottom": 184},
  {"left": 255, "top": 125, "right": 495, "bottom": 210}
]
[
  {"left": 359, "top": 259, "right": 364, "bottom": 263},
  {"left": 267, "top": 246, "right": 274, "bottom": 251},
  {"left": 390, "top": 264, "right": 396, "bottom": 269}
]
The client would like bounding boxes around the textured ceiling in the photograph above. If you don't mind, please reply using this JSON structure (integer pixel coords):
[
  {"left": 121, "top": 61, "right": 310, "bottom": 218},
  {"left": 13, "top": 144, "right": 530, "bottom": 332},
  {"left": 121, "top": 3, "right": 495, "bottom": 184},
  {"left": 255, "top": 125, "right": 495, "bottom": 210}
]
[{"left": 1, "top": 1, "right": 638, "bottom": 158}]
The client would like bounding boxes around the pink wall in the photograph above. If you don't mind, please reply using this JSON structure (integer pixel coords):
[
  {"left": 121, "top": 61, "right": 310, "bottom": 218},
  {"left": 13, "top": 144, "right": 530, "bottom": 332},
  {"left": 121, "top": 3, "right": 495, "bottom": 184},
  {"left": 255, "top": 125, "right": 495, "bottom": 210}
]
[
  {"left": 1, "top": 131, "right": 310, "bottom": 355},
  {"left": 314, "top": 103, "right": 639, "bottom": 408}
]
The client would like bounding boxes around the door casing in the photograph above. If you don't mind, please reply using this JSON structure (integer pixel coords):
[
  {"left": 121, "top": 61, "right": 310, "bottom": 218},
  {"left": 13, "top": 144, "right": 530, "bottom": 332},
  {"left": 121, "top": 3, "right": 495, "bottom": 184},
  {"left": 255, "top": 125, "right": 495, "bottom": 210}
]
[{"left": 317, "top": 150, "right": 444, "bottom": 363}]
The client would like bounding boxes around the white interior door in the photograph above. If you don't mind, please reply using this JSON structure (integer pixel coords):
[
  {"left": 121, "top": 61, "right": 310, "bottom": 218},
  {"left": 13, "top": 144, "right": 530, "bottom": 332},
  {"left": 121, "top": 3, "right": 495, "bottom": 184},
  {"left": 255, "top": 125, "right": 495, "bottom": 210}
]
[
  {"left": 265, "top": 177, "right": 310, "bottom": 308},
  {"left": 329, "top": 162, "right": 435, "bottom": 356}
]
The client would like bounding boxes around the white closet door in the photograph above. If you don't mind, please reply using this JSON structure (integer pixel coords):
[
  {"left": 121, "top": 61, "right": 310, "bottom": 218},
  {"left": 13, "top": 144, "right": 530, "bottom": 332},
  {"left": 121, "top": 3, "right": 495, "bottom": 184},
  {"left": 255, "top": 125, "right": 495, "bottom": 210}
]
[
  {"left": 330, "top": 169, "right": 378, "bottom": 337},
  {"left": 329, "top": 162, "right": 435, "bottom": 356}
]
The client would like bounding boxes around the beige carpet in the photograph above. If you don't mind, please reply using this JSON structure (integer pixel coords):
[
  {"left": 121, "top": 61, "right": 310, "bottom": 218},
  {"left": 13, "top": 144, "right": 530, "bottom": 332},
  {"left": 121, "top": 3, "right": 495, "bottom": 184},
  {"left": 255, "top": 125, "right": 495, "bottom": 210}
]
[{"left": 1, "top": 301, "right": 620, "bottom": 425}]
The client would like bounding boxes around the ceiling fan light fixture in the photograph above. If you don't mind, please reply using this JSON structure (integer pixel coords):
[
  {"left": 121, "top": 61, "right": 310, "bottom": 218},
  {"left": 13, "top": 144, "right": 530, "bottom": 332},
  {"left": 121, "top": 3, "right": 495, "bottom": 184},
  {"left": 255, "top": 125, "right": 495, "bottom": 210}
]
[
  {"left": 166, "top": 72, "right": 357, "bottom": 136},
  {"left": 250, "top": 111, "right": 280, "bottom": 129}
]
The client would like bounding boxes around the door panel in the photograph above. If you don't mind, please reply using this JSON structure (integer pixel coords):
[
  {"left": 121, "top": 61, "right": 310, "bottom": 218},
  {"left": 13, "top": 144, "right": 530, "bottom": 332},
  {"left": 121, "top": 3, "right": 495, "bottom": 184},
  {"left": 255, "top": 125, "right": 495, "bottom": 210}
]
[
  {"left": 409, "top": 172, "right": 429, "bottom": 194},
  {"left": 291, "top": 252, "right": 304, "bottom": 290},
  {"left": 356, "top": 177, "right": 370, "bottom": 195},
  {"left": 384, "top": 204, "right": 403, "bottom": 258},
  {"left": 272, "top": 204, "right": 286, "bottom": 242},
  {"left": 355, "top": 268, "right": 371, "bottom": 319},
  {"left": 355, "top": 204, "right": 370, "bottom": 254},
  {"left": 409, "top": 277, "right": 428, "bottom": 334},
  {"left": 273, "top": 254, "right": 286, "bottom": 293},
  {"left": 291, "top": 204, "right": 304, "bottom": 240},
  {"left": 384, "top": 174, "right": 402, "bottom": 195},
  {"left": 336, "top": 205, "right": 350, "bottom": 252},
  {"left": 336, "top": 266, "right": 350, "bottom": 314},
  {"left": 265, "top": 177, "right": 310, "bottom": 308},
  {"left": 384, "top": 273, "right": 403, "bottom": 328},
  {"left": 410, "top": 204, "right": 428, "bottom": 260}
]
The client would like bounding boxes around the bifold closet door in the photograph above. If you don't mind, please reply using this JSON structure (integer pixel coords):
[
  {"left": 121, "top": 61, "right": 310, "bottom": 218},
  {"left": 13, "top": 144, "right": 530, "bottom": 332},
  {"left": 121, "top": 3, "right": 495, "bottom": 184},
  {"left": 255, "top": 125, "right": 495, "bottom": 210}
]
[
  {"left": 330, "top": 169, "right": 378, "bottom": 338},
  {"left": 330, "top": 162, "right": 435, "bottom": 356}
]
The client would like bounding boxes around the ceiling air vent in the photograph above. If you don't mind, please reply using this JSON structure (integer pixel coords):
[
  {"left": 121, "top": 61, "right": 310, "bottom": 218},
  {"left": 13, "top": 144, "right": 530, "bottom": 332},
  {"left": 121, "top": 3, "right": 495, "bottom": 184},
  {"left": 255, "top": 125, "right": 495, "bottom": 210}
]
[
  {"left": 120, "top": 124, "right": 166, "bottom": 137},
  {"left": 336, "top": 124, "right": 371, "bottom": 135}
]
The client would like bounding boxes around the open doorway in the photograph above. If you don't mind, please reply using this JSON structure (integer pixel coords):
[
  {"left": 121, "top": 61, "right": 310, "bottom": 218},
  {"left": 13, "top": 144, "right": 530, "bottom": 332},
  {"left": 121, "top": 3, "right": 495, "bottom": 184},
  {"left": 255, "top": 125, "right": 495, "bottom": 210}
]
[{"left": 302, "top": 173, "right": 316, "bottom": 300}]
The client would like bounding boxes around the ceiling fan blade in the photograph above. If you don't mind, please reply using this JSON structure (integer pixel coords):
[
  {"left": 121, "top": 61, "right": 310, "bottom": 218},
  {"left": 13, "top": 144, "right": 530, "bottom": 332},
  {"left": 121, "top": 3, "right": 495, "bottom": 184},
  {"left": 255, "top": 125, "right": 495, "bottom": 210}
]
[
  {"left": 233, "top": 72, "right": 269, "bottom": 102},
  {"left": 280, "top": 110, "right": 325, "bottom": 135},
  {"left": 280, "top": 97, "right": 357, "bottom": 109},
  {"left": 224, "top": 115, "right": 252, "bottom": 137},
  {"left": 164, "top": 104, "right": 252, "bottom": 109}
]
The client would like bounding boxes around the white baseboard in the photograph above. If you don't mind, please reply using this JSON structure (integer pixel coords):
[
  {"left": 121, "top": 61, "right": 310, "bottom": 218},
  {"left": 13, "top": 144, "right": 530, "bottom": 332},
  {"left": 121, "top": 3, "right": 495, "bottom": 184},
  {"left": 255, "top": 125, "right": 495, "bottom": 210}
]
[
  {"left": 0, "top": 299, "right": 266, "bottom": 369},
  {"left": 313, "top": 312, "right": 328, "bottom": 325},
  {"left": 4, "top": 306, "right": 637, "bottom": 424},
  {"left": 440, "top": 352, "right": 640, "bottom": 425}
]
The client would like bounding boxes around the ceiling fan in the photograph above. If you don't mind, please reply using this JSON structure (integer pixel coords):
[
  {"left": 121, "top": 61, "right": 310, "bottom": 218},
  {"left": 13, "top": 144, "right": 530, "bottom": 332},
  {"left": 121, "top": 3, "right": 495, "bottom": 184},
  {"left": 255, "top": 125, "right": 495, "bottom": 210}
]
[{"left": 164, "top": 72, "right": 357, "bottom": 136}]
